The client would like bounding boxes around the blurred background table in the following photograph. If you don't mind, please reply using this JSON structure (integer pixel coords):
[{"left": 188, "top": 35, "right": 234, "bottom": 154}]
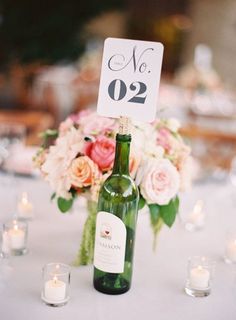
[
  {"left": 0, "top": 110, "right": 53, "bottom": 145},
  {"left": 0, "top": 173, "right": 236, "bottom": 320},
  {"left": 0, "top": 1, "right": 236, "bottom": 318}
]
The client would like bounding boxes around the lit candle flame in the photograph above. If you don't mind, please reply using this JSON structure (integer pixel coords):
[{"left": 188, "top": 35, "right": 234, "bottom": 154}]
[
  {"left": 22, "top": 192, "right": 29, "bottom": 205},
  {"left": 53, "top": 276, "right": 58, "bottom": 283},
  {"left": 13, "top": 224, "right": 18, "bottom": 231}
]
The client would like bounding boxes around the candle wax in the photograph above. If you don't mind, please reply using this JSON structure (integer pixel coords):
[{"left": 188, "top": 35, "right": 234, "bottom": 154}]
[
  {"left": 189, "top": 200, "right": 205, "bottom": 227},
  {"left": 17, "top": 193, "right": 33, "bottom": 217},
  {"left": 189, "top": 211, "right": 205, "bottom": 226},
  {"left": 44, "top": 277, "right": 66, "bottom": 302},
  {"left": 8, "top": 226, "right": 25, "bottom": 250},
  {"left": 226, "top": 240, "right": 236, "bottom": 262},
  {"left": 189, "top": 266, "right": 210, "bottom": 289}
]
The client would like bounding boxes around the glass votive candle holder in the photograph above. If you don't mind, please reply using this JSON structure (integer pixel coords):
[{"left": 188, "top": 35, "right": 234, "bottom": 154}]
[
  {"left": 224, "top": 232, "right": 236, "bottom": 264},
  {"left": 185, "top": 256, "right": 215, "bottom": 297},
  {"left": 2, "top": 220, "right": 28, "bottom": 256},
  {"left": 17, "top": 192, "right": 34, "bottom": 221},
  {"left": 41, "top": 263, "right": 70, "bottom": 307},
  {"left": 185, "top": 200, "right": 205, "bottom": 232}
]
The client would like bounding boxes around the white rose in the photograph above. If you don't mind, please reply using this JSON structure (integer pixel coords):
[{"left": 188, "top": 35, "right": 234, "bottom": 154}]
[
  {"left": 144, "top": 142, "right": 165, "bottom": 158},
  {"left": 132, "top": 121, "right": 156, "bottom": 152},
  {"left": 59, "top": 118, "right": 74, "bottom": 136},
  {"left": 139, "top": 158, "right": 180, "bottom": 205},
  {"left": 135, "top": 158, "right": 148, "bottom": 186}
]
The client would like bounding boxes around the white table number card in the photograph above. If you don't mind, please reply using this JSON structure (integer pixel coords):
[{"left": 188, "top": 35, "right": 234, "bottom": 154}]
[{"left": 97, "top": 38, "right": 164, "bottom": 122}]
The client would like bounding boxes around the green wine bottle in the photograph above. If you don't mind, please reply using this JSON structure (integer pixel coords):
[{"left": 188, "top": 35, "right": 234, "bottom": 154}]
[{"left": 93, "top": 117, "right": 139, "bottom": 295}]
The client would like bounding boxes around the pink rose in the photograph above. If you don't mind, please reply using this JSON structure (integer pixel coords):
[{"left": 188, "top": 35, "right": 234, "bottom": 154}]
[
  {"left": 85, "top": 136, "right": 115, "bottom": 171},
  {"left": 139, "top": 159, "right": 180, "bottom": 205},
  {"left": 157, "top": 128, "right": 171, "bottom": 152}
]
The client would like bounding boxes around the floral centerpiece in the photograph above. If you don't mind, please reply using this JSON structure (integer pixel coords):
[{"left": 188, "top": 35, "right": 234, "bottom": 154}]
[{"left": 34, "top": 110, "right": 191, "bottom": 265}]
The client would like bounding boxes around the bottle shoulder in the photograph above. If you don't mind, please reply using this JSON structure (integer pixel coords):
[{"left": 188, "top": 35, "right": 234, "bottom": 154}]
[{"left": 100, "top": 174, "right": 139, "bottom": 200}]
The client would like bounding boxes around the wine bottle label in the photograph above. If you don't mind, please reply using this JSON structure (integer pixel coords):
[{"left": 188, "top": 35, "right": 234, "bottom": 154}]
[{"left": 94, "top": 211, "right": 127, "bottom": 273}]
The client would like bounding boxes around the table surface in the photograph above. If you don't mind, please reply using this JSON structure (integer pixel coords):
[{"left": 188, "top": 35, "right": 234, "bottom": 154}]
[{"left": 0, "top": 173, "right": 236, "bottom": 320}]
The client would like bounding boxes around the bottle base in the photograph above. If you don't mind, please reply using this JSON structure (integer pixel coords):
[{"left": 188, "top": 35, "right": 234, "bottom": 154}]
[{"left": 93, "top": 275, "right": 130, "bottom": 295}]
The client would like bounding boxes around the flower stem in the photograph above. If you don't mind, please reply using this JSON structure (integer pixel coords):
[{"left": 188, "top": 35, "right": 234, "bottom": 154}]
[
  {"left": 152, "top": 217, "right": 163, "bottom": 251},
  {"left": 73, "top": 200, "right": 97, "bottom": 266}
]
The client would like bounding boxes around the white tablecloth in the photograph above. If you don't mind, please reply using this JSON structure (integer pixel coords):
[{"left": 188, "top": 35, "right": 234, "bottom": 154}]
[{"left": 0, "top": 173, "right": 236, "bottom": 320}]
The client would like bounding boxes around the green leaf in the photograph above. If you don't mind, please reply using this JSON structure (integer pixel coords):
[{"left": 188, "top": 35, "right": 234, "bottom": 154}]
[
  {"left": 160, "top": 196, "right": 179, "bottom": 227},
  {"left": 148, "top": 204, "right": 160, "bottom": 227},
  {"left": 57, "top": 197, "right": 73, "bottom": 213},
  {"left": 73, "top": 200, "right": 97, "bottom": 266},
  {"left": 50, "top": 192, "right": 56, "bottom": 201},
  {"left": 148, "top": 204, "right": 163, "bottom": 250},
  {"left": 39, "top": 129, "right": 59, "bottom": 148},
  {"left": 39, "top": 129, "right": 58, "bottom": 139},
  {"left": 70, "top": 188, "right": 78, "bottom": 198},
  {"left": 84, "top": 136, "right": 92, "bottom": 142},
  {"left": 174, "top": 196, "right": 180, "bottom": 211},
  {"left": 138, "top": 196, "right": 146, "bottom": 210}
]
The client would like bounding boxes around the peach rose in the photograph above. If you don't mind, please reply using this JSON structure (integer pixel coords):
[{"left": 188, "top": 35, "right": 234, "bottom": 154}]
[
  {"left": 86, "top": 136, "right": 115, "bottom": 172},
  {"left": 139, "top": 158, "right": 180, "bottom": 205},
  {"left": 90, "top": 171, "right": 111, "bottom": 202},
  {"left": 69, "top": 156, "right": 100, "bottom": 188}
]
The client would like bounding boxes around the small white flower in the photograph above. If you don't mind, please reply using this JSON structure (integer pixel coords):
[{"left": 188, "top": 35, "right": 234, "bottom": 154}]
[
  {"left": 144, "top": 142, "right": 165, "bottom": 158},
  {"left": 167, "top": 118, "right": 180, "bottom": 133},
  {"left": 42, "top": 127, "right": 83, "bottom": 199}
]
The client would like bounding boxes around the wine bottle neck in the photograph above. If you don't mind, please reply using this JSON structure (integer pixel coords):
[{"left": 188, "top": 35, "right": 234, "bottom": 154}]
[{"left": 112, "top": 134, "right": 131, "bottom": 175}]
